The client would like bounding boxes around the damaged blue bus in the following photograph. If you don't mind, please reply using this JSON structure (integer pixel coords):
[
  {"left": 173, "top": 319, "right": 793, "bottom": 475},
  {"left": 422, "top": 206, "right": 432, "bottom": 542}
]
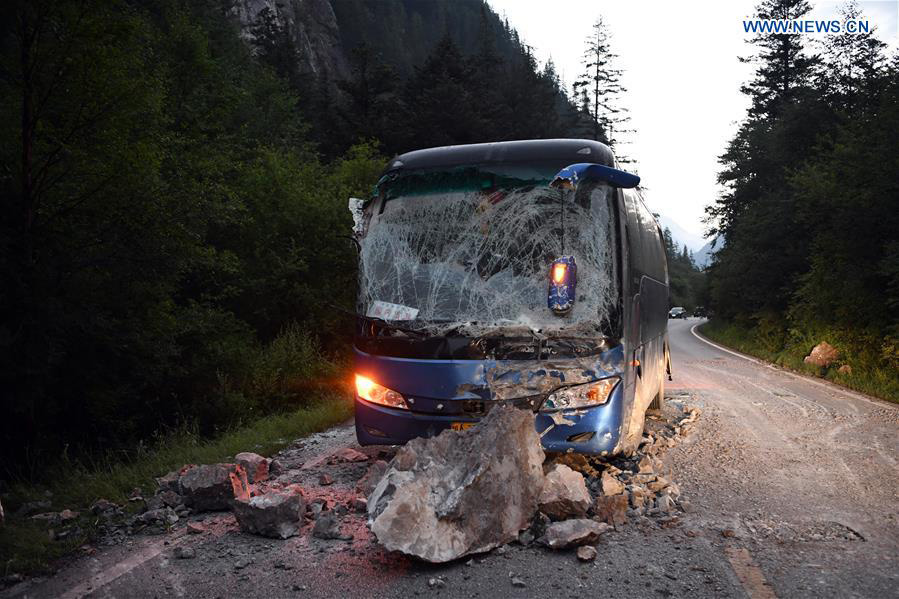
[{"left": 349, "top": 139, "right": 669, "bottom": 456}]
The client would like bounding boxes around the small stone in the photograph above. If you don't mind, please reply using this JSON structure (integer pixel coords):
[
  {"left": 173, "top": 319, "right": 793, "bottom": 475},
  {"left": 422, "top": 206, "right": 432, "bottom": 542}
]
[
  {"left": 187, "top": 522, "right": 205, "bottom": 534},
  {"left": 157, "top": 489, "right": 182, "bottom": 508},
  {"left": 538, "top": 464, "right": 591, "bottom": 520},
  {"left": 544, "top": 519, "right": 610, "bottom": 549},
  {"left": 90, "top": 499, "right": 119, "bottom": 516},
  {"left": 629, "top": 486, "right": 648, "bottom": 509},
  {"left": 319, "top": 473, "right": 334, "bottom": 486},
  {"left": 593, "top": 494, "right": 628, "bottom": 526},
  {"left": 268, "top": 459, "right": 287, "bottom": 477},
  {"left": 637, "top": 455, "right": 654, "bottom": 474},
  {"left": 331, "top": 448, "right": 370, "bottom": 463},
  {"left": 233, "top": 486, "right": 306, "bottom": 539},
  {"left": 647, "top": 477, "right": 670, "bottom": 493},
  {"left": 59, "top": 509, "right": 79, "bottom": 521},
  {"left": 312, "top": 511, "right": 346, "bottom": 540},
  {"left": 838, "top": 364, "right": 852, "bottom": 375},
  {"left": 428, "top": 577, "right": 445, "bottom": 588},
  {"left": 174, "top": 546, "right": 196, "bottom": 559},
  {"left": 180, "top": 464, "right": 245, "bottom": 512},
  {"left": 510, "top": 577, "right": 526, "bottom": 588},
  {"left": 517, "top": 530, "right": 534, "bottom": 546},
  {"left": 721, "top": 528, "right": 736, "bottom": 538},
  {"left": 235, "top": 452, "right": 270, "bottom": 483},
  {"left": 600, "top": 471, "right": 625, "bottom": 496},
  {"left": 576, "top": 545, "right": 597, "bottom": 562},
  {"left": 657, "top": 493, "right": 673, "bottom": 514}
]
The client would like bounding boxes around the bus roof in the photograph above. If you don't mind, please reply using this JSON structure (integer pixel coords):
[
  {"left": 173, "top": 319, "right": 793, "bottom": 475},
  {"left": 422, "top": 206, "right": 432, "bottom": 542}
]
[{"left": 385, "top": 139, "right": 616, "bottom": 172}]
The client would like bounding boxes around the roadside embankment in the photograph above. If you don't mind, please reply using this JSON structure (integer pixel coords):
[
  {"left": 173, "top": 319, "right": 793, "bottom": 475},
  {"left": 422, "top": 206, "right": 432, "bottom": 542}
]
[{"left": 698, "top": 319, "right": 899, "bottom": 404}]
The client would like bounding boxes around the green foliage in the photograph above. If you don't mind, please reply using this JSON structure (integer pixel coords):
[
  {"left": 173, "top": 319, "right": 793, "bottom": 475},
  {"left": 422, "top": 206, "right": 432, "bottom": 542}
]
[
  {"left": 0, "top": 0, "right": 382, "bottom": 474},
  {"left": 701, "top": 321, "right": 899, "bottom": 404},
  {"left": 0, "top": 393, "right": 352, "bottom": 575},
  {"left": 705, "top": 0, "right": 898, "bottom": 383},
  {"left": 662, "top": 228, "right": 706, "bottom": 311}
]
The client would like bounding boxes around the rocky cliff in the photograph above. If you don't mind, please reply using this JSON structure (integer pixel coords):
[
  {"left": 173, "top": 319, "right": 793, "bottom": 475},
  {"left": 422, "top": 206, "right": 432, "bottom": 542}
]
[{"left": 232, "top": 0, "right": 349, "bottom": 80}]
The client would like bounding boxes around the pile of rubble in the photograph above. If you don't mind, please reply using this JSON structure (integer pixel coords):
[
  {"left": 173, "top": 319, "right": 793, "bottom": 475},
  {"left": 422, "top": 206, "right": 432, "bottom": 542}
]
[
  {"left": 14, "top": 398, "right": 700, "bottom": 570},
  {"left": 366, "top": 401, "right": 701, "bottom": 563}
]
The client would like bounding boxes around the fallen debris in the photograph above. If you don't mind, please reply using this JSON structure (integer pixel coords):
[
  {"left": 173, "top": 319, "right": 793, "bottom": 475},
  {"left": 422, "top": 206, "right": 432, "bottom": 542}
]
[
  {"left": 232, "top": 486, "right": 306, "bottom": 539},
  {"left": 577, "top": 545, "right": 598, "bottom": 561},
  {"left": 180, "top": 464, "right": 244, "bottom": 511},
  {"left": 186, "top": 522, "right": 205, "bottom": 534},
  {"left": 538, "top": 463, "right": 591, "bottom": 520},
  {"left": 312, "top": 511, "right": 350, "bottom": 540},
  {"left": 330, "top": 448, "right": 370, "bottom": 463},
  {"left": 593, "top": 494, "right": 628, "bottom": 526},
  {"left": 368, "top": 405, "right": 545, "bottom": 562},
  {"left": 804, "top": 341, "right": 839, "bottom": 367},
  {"left": 235, "top": 452, "right": 270, "bottom": 483},
  {"left": 544, "top": 519, "right": 610, "bottom": 549}
]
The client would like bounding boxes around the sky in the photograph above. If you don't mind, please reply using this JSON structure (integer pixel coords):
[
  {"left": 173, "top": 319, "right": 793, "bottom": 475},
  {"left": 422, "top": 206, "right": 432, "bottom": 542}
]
[{"left": 486, "top": 0, "right": 899, "bottom": 242}]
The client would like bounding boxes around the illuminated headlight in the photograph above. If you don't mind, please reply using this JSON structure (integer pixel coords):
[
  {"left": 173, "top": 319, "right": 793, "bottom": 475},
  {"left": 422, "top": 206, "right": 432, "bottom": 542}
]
[
  {"left": 541, "top": 377, "right": 620, "bottom": 411},
  {"left": 355, "top": 374, "right": 408, "bottom": 410}
]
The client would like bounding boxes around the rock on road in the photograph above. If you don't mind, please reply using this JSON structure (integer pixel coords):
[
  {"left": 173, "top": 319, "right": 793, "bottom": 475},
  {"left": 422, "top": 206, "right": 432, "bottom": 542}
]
[{"left": 6, "top": 319, "right": 898, "bottom": 599}]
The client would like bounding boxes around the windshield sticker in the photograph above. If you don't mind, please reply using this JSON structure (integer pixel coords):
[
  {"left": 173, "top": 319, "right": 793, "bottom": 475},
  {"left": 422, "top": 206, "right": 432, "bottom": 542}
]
[{"left": 367, "top": 300, "right": 420, "bottom": 321}]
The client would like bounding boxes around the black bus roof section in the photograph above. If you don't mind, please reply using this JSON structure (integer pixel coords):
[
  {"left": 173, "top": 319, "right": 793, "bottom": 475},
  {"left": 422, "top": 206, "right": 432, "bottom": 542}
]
[{"left": 384, "top": 139, "right": 616, "bottom": 172}]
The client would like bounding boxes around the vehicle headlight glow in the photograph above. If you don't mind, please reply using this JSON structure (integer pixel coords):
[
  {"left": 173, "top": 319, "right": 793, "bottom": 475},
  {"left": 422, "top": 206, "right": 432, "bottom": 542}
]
[
  {"left": 355, "top": 374, "right": 408, "bottom": 410},
  {"left": 541, "top": 377, "right": 620, "bottom": 411}
]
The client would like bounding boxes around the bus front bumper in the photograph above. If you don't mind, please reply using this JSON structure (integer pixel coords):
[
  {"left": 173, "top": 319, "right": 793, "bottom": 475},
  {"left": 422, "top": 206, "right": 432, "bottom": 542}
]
[{"left": 354, "top": 384, "right": 626, "bottom": 456}]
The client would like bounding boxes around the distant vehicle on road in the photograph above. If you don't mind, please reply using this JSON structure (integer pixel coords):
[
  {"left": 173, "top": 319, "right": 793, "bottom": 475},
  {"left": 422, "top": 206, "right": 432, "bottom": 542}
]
[
  {"left": 693, "top": 306, "right": 707, "bottom": 318},
  {"left": 668, "top": 307, "right": 687, "bottom": 319},
  {"left": 350, "top": 139, "right": 669, "bottom": 456}
]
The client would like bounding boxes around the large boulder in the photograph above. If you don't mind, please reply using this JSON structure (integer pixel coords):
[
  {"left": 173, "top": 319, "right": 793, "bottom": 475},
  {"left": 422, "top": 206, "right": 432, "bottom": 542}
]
[
  {"left": 233, "top": 486, "right": 306, "bottom": 539},
  {"left": 368, "top": 405, "right": 545, "bottom": 563},
  {"left": 180, "top": 464, "right": 244, "bottom": 511},
  {"left": 235, "top": 452, "right": 270, "bottom": 483},
  {"left": 538, "top": 464, "right": 591, "bottom": 520},
  {"left": 804, "top": 341, "right": 839, "bottom": 368}
]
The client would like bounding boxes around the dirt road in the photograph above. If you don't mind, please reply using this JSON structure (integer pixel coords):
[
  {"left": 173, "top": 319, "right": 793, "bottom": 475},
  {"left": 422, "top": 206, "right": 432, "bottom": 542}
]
[{"left": 6, "top": 319, "right": 898, "bottom": 598}]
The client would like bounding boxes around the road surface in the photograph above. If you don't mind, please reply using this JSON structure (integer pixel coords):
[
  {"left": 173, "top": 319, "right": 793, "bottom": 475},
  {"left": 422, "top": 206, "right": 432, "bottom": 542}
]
[{"left": 6, "top": 319, "right": 899, "bottom": 598}]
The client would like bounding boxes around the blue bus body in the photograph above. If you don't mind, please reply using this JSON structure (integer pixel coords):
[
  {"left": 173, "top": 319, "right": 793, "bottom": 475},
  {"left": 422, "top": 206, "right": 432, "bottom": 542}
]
[{"left": 351, "top": 139, "right": 669, "bottom": 456}]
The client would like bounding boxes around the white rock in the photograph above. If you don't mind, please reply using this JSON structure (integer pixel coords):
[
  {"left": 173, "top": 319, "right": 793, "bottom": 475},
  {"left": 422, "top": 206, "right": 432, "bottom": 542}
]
[
  {"left": 538, "top": 464, "right": 591, "bottom": 520},
  {"left": 368, "top": 406, "right": 545, "bottom": 563}
]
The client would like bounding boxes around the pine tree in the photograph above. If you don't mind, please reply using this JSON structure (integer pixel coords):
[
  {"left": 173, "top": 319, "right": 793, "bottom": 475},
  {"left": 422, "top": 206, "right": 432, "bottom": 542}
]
[
  {"left": 572, "top": 17, "right": 629, "bottom": 152},
  {"left": 740, "top": 0, "right": 816, "bottom": 119},
  {"left": 816, "top": 0, "right": 886, "bottom": 111}
]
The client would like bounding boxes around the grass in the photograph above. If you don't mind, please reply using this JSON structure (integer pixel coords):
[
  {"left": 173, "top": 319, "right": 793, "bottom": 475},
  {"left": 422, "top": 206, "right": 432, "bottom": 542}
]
[
  {"left": 699, "top": 320, "right": 899, "bottom": 404},
  {"left": 0, "top": 392, "right": 353, "bottom": 577}
]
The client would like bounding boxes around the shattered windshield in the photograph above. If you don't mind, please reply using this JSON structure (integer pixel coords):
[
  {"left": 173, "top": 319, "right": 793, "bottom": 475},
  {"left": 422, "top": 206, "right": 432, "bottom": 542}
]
[{"left": 357, "top": 163, "right": 619, "bottom": 337}]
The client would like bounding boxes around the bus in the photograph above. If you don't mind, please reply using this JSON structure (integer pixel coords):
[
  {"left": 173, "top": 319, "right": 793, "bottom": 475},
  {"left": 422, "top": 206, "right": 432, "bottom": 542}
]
[{"left": 349, "top": 139, "right": 669, "bottom": 456}]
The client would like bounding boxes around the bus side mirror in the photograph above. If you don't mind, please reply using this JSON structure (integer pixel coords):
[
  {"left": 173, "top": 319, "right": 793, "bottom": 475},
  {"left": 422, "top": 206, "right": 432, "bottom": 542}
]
[{"left": 551, "top": 163, "right": 641, "bottom": 190}]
